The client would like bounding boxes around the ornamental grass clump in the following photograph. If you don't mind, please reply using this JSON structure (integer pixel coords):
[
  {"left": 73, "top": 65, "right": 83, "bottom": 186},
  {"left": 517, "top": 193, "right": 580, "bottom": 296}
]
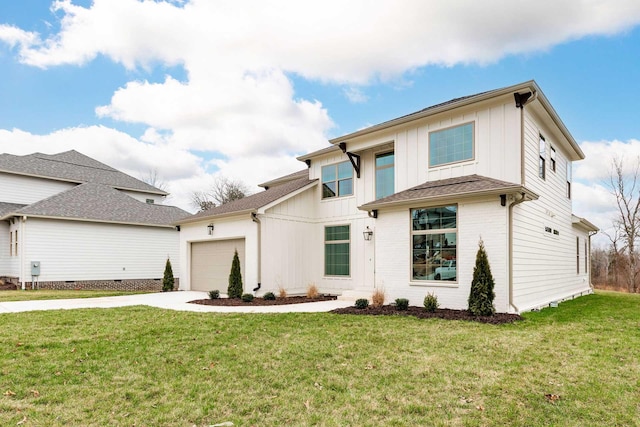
[
  {"left": 306, "top": 283, "right": 319, "bottom": 298},
  {"left": 468, "top": 239, "right": 496, "bottom": 316},
  {"left": 371, "top": 288, "right": 385, "bottom": 307},
  {"left": 423, "top": 292, "right": 439, "bottom": 312},
  {"left": 227, "top": 249, "right": 243, "bottom": 299}
]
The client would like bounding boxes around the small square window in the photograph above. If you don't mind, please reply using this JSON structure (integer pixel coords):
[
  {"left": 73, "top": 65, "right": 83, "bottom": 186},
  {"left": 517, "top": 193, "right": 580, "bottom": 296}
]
[{"left": 322, "top": 162, "right": 353, "bottom": 199}]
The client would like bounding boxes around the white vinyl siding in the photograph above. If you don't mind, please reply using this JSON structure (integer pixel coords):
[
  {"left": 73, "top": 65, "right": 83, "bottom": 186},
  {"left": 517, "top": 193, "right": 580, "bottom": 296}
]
[
  {"left": 21, "top": 218, "right": 180, "bottom": 282},
  {"left": 0, "top": 172, "right": 75, "bottom": 205}
]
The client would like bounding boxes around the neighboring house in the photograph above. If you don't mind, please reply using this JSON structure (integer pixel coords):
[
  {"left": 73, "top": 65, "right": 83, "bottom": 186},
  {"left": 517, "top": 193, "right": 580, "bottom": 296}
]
[
  {"left": 177, "top": 80, "right": 598, "bottom": 313},
  {"left": 0, "top": 150, "right": 189, "bottom": 290}
]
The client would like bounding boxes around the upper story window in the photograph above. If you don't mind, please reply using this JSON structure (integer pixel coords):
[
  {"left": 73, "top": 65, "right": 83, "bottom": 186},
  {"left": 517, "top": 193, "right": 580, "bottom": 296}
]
[
  {"left": 566, "top": 160, "right": 572, "bottom": 199},
  {"left": 539, "top": 135, "right": 546, "bottom": 180},
  {"left": 550, "top": 146, "right": 557, "bottom": 172},
  {"left": 322, "top": 161, "right": 353, "bottom": 199},
  {"left": 429, "top": 123, "right": 474, "bottom": 167},
  {"left": 375, "top": 152, "right": 394, "bottom": 199}
]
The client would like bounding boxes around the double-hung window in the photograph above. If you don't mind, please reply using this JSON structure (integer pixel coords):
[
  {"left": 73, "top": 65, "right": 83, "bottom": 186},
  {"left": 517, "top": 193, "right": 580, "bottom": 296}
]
[
  {"left": 325, "top": 225, "right": 350, "bottom": 276},
  {"left": 322, "top": 162, "right": 353, "bottom": 199},
  {"left": 550, "top": 146, "right": 557, "bottom": 172},
  {"left": 375, "top": 152, "right": 394, "bottom": 199},
  {"left": 429, "top": 123, "right": 474, "bottom": 167},
  {"left": 566, "top": 161, "right": 572, "bottom": 199},
  {"left": 411, "top": 206, "right": 457, "bottom": 282},
  {"left": 539, "top": 135, "right": 546, "bottom": 179}
]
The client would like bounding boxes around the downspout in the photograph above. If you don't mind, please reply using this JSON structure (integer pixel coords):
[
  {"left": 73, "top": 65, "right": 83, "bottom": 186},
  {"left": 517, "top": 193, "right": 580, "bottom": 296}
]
[
  {"left": 251, "top": 212, "right": 261, "bottom": 294},
  {"left": 508, "top": 194, "right": 528, "bottom": 313},
  {"left": 20, "top": 216, "right": 26, "bottom": 290}
]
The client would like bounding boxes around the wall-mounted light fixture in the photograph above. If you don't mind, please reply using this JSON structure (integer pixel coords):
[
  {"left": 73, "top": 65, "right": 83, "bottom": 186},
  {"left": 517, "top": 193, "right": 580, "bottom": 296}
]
[
  {"left": 207, "top": 224, "right": 214, "bottom": 235},
  {"left": 363, "top": 226, "right": 373, "bottom": 241}
]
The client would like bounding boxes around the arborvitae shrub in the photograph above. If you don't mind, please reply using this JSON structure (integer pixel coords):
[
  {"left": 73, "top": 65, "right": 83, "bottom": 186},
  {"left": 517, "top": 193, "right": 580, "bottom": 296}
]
[
  {"left": 468, "top": 239, "right": 496, "bottom": 316},
  {"left": 162, "top": 258, "right": 175, "bottom": 292},
  {"left": 423, "top": 292, "right": 439, "bottom": 312},
  {"left": 395, "top": 298, "right": 409, "bottom": 311},
  {"left": 241, "top": 293, "right": 254, "bottom": 302},
  {"left": 227, "top": 249, "right": 243, "bottom": 298},
  {"left": 208, "top": 289, "right": 220, "bottom": 299},
  {"left": 263, "top": 292, "right": 276, "bottom": 300},
  {"left": 355, "top": 298, "right": 369, "bottom": 309}
]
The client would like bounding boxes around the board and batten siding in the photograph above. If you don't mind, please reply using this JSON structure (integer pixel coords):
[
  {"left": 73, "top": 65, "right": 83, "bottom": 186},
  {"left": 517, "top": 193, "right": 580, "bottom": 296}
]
[
  {"left": 510, "top": 110, "right": 590, "bottom": 311},
  {"left": 179, "top": 217, "right": 258, "bottom": 293},
  {"left": 22, "top": 218, "right": 180, "bottom": 282},
  {"left": 0, "top": 172, "right": 76, "bottom": 205},
  {"left": 374, "top": 198, "right": 509, "bottom": 311}
]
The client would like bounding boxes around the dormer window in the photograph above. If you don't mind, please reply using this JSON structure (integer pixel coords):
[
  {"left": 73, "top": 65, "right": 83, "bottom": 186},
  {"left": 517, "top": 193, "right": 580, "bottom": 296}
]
[
  {"left": 429, "top": 122, "right": 474, "bottom": 167},
  {"left": 322, "top": 161, "right": 353, "bottom": 199}
]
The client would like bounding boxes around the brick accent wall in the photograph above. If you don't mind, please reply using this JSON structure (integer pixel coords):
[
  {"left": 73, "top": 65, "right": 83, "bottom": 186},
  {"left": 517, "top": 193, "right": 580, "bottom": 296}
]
[{"left": 23, "top": 278, "right": 180, "bottom": 291}]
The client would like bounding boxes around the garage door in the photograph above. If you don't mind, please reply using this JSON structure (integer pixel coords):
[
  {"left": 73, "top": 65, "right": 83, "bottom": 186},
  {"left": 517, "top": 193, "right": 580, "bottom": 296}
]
[{"left": 191, "top": 239, "right": 245, "bottom": 292}]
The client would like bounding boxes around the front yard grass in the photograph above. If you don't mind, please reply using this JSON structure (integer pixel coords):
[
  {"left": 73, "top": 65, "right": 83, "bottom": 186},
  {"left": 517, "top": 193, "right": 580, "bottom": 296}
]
[
  {"left": 0, "top": 290, "right": 152, "bottom": 302},
  {"left": 1, "top": 290, "right": 639, "bottom": 426}
]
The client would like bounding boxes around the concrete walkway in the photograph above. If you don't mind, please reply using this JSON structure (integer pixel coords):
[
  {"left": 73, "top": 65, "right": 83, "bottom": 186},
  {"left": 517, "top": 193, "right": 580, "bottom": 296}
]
[{"left": 0, "top": 291, "right": 353, "bottom": 314}]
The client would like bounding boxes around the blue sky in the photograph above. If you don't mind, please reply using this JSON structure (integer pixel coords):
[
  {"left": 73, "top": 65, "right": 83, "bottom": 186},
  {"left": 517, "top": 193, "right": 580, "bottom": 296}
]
[{"left": 1, "top": 0, "right": 640, "bottom": 244}]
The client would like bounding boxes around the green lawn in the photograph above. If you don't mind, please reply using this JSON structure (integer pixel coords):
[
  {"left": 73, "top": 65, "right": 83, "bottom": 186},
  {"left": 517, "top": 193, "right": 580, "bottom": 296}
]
[
  {"left": 0, "top": 290, "right": 152, "bottom": 302},
  {"left": 1, "top": 291, "right": 639, "bottom": 426}
]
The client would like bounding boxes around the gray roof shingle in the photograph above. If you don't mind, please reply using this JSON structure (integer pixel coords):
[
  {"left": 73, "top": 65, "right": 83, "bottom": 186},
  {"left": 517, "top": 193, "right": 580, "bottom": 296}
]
[
  {"left": 0, "top": 202, "right": 26, "bottom": 218},
  {"left": 0, "top": 150, "right": 167, "bottom": 195},
  {"left": 180, "top": 171, "right": 316, "bottom": 223},
  {"left": 360, "top": 175, "right": 538, "bottom": 210},
  {"left": 13, "top": 182, "right": 190, "bottom": 226}
]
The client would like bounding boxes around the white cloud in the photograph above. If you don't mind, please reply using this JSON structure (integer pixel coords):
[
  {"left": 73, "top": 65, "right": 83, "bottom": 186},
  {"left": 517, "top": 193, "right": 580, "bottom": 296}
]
[{"left": 343, "top": 87, "right": 369, "bottom": 104}]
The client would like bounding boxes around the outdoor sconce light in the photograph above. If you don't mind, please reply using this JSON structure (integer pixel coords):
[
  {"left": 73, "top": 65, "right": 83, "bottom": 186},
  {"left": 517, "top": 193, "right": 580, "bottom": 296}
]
[
  {"left": 207, "top": 224, "right": 214, "bottom": 235},
  {"left": 363, "top": 226, "right": 373, "bottom": 241}
]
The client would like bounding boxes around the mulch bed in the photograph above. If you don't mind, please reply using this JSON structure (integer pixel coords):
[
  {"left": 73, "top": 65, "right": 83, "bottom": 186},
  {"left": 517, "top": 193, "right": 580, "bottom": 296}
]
[
  {"left": 330, "top": 305, "right": 523, "bottom": 324},
  {"left": 0, "top": 283, "right": 18, "bottom": 291},
  {"left": 189, "top": 295, "right": 337, "bottom": 306},
  {"left": 188, "top": 295, "right": 521, "bottom": 324}
]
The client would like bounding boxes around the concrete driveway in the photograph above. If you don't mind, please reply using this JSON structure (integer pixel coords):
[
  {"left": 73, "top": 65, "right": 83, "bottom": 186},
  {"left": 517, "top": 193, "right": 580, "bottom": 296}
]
[{"left": 0, "top": 291, "right": 353, "bottom": 314}]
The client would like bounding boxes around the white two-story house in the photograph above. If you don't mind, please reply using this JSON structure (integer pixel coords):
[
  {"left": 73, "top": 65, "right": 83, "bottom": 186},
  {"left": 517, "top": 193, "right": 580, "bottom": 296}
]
[
  {"left": 177, "top": 80, "right": 597, "bottom": 313},
  {"left": 0, "top": 150, "right": 189, "bottom": 290}
]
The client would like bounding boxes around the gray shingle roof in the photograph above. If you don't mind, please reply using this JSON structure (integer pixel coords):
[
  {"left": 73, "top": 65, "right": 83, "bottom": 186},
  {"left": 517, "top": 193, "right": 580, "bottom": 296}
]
[
  {"left": 259, "top": 169, "right": 309, "bottom": 188},
  {"left": 360, "top": 175, "right": 538, "bottom": 210},
  {"left": 12, "top": 182, "right": 190, "bottom": 226},
  {"left": 0, "top": 202, "right": 26, "bottom": 217},
  {"left": 0, "top": 150, "right": 167, "bottom": 195},
  {"left": 180, "top": 171, "right": 317, "bottom": 223}
]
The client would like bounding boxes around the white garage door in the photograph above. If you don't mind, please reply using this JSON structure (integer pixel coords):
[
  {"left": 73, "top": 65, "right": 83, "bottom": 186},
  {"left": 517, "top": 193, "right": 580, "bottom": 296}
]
[{"left": 191, "top": 239, "right": 245, "bottom": 292}]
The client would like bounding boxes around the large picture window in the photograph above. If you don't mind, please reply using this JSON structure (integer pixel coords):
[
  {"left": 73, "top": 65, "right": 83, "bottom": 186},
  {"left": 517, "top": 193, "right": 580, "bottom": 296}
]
[
  {"left": 429, "top": 123, "right": 474, "bottom": 167},
  {"left": 322, "top": 162, "right": 353, "bottom": 199},
  {"left": 411, "top": 206, "right": 457, "bottom": 281},
  {"left": 375, "top": 152, "right": 394, "bottom": 199},
  {"left": 325, "top": 225, "right": 350, "bottom": 276}
]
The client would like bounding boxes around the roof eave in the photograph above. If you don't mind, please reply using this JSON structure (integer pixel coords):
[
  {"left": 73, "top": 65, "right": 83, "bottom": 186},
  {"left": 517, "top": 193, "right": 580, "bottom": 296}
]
[
  {"left": 13, "top": 214, "right": 179, "bottom": 228},
  {"left": 176, "top": 208, "right": 256, "bottom": 225},
  {"left": 329, "top": 80, "right": 537, "bottom": 145},
  {"left": 572, "top": 215, "right": 599, "bottom": 232},
  {"left": 358, "top": 186, "right": 539, "bottom": 211}
]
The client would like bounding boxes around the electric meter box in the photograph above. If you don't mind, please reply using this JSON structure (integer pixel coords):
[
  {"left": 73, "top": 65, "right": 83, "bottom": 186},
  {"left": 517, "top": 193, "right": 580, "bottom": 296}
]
[{"left": 31, "top": 261, "right": 41, "bottom": 276}]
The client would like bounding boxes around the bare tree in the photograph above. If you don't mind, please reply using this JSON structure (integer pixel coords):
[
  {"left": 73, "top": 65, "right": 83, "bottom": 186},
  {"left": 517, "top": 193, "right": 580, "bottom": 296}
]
[
  {"left": 140, "top": 168, "right": 168, "bottom": 192},
  {"left": 607, "top": 157, "right": 640, "bottom": 292},
  {"left": 191, "top": 176, "right": 250, "bottom": 212}
]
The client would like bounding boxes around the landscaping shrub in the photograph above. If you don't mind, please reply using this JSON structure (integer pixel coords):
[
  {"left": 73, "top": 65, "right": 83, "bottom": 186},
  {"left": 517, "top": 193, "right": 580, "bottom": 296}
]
[
  {"left": 162, "top": 258, "right": 175, "bottom": 292},
  {"left": 306, "top": 283, "right": 319, "bottom": 298},
  {"left": 263, "top": 291, "right": 276, "bottom": 300},
  {"left": 208, "top": 289, "right": 220, "bottom": 299},
  {"left": 423, "top": 292, "right": 439, "bottom": 312},
  {"left": 227, "top": 249, "right": 243, "bottom": 298},
  {"left": 395, "top": 298, "right": 409, "bottom": 311},
  {"left": 355, "top": 298, "right": 369, "bottom": 309},
  {"left": 468, "top": 239, "right": 496, "bottom": 316},
  {"left": 371, "top": 288, "right": 385, "bottom": 307},
  {"left": 241, "top": 293, "right": 254, "bottom": 302}
]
